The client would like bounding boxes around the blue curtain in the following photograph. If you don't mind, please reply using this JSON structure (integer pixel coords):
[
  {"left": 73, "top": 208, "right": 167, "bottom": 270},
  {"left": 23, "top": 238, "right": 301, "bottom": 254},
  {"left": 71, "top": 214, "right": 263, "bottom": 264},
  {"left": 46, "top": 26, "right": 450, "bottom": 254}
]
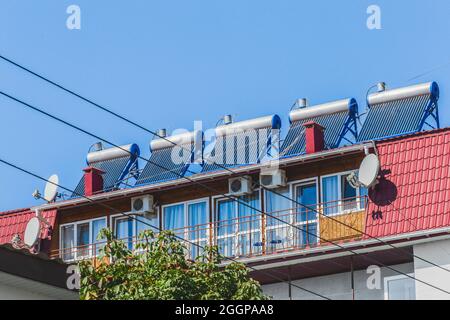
[
  {"left": 265, "top": 187, "right": 291, "bottom": 251},
  {"left": 238, "top": 193, "right": 261, "bottom": 255},
  {"left": 217, "top": 199, "right": 236, "bottom": 257},
  {"left": 296, "top": 184, "right": 317, "bottom": 222},
  {"left": 188, "top": 202, "right": 207, "bottom": 240},
  {"left": 265, "top": 187, "right": 291, "bottom": 226},
  {"left": 218, "top": 199, "right": 235, "bottom": 236},
  {"left": 322, "top": 176, "right": 339, "bottom": 215},
  {"left": 238, "top": 192, "right": 260, "bottom": 232},
  {"left": 136, "top": 215, "right": 159, "bottom": 236},
  {"left": 116, "top": 218, "right": 133, "bottom": 249},
  {"left": 187, "top": 202, "right": 208, "bottom": 258},
  {"left": 164, "top": 204, "right": 185, "bottom": 239}
]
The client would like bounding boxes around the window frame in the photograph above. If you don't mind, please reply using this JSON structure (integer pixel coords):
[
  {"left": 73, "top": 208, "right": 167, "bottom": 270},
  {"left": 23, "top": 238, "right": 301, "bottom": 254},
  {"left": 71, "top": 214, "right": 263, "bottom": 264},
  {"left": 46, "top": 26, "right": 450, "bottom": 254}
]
[
  {"left": 161, "top": 198, "right": 210, "bottom": 233},
  {"left": 383, "top": 273, "right": 416, "bottom": 300},
  {"left": 213, "top": 189, "right": 262, "bottom": 257},
  {"left": 109, "top": 208, "right": 160, "bottom": 250},
  {"left": 262, "top": 177, "right": 319, "bottom": 250},
  {"left": 320, "top": 170, "right": 365, "bottom": 216},
  {"left": 161, "top": 198, "right": 210, "bottom": 259},
  {"left": 59, "top": 216, "right": 107, "bottom": 262}
]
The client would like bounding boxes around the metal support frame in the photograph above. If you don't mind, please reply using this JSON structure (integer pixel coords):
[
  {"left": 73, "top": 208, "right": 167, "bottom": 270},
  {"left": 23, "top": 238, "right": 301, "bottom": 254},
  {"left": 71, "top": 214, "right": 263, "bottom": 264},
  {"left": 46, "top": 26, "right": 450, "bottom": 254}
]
[
  {"left": 418, "top": 98, "right": 440, "bottom": 131},
  {"left": 336, "top": 111, "right": 358, "bottom": 147},
  {"left": 115, "top": 157, "right": 140, "bottom": 189}
]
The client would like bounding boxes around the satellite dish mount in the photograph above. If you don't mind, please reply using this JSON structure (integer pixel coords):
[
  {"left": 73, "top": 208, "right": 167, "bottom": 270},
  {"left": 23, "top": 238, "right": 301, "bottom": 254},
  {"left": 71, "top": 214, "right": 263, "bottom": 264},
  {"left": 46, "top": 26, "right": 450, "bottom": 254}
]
[
  {"left": 11, "top": 209, "right": 51, "bottom": 254},
  {"left": 347, "top": 153, "right": 380, "bottom": 189}
]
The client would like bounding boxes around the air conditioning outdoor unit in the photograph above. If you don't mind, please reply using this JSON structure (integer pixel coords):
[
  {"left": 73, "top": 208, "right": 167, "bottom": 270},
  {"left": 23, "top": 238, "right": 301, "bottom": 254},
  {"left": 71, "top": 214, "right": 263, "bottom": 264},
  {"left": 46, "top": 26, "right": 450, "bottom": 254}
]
[
  {"left": 131, "top": 195, "right": 155, "bottom": 215},
  {"left": 260, "top": 168, "right": 287, "bottom": 189},
  {"left": 228, "top": 176, "right": 253, "bottom": 196}
]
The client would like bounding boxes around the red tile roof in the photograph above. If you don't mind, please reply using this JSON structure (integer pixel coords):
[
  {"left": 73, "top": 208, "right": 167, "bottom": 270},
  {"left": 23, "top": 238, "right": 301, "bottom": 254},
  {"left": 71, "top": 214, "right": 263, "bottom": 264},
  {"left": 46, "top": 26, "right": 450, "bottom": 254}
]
[
  {"left": 364, "top": 128, "right": 450, "bottom": 238},
  {"left": 0, "top": 208, "right": 57, "bottom": 246}
]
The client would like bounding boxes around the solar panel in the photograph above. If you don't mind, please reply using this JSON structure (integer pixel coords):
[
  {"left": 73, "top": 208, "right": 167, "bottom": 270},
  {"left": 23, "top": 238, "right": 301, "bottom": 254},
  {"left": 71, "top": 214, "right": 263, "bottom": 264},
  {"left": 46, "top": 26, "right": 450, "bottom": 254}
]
[
  {"left": 358, "top": 82, "right": 440, "bottom": 142},
  {"left": 281, "top": 98, "right": 358, "bottom": 157},
  {"left": 72, "top": 144, "right": 140, "bottom": 197},
  {"left": 202, "top": 115, "right": 281, "bottom": 173},
  {"left": 135, "top": 131, "right": 203, "bottom": 186}
]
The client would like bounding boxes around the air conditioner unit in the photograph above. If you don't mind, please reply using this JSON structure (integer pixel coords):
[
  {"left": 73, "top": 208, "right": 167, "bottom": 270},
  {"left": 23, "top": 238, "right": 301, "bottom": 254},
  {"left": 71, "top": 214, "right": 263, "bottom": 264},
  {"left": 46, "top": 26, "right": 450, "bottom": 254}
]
[
  {"left": 131, "top": 195, "right": 154, "bottom": 214},
  {"left": 228, "top": 176, "right": 253, "bottom": 196},
  {"left": 260, "top": 169, "right": 287, "bottom": 189}
]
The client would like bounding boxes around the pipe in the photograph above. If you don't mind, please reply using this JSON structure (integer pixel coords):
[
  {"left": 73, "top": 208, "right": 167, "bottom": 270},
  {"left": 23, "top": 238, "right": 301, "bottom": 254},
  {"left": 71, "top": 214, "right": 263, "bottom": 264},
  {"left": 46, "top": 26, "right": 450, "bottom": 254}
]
[
  {"left": 215, "top": 115, "right": 281, "bottom": 137},
  {"left": 150, "top": 130, "right": 203, "bottom": 151},
  {"left": 368, "top": 81, "right": 439, "bottom": 105},
  {"left": 289, "top": 98, "right": 357, "bottom": 123},
  {"left": 86, "top": 143, "right": 140, "bottom": 164}
]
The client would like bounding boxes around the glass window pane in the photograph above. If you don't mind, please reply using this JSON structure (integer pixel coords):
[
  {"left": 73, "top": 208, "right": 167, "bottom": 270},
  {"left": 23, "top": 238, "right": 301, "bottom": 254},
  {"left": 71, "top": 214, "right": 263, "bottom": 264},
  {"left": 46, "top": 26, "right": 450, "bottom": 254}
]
[
  {"left": 115, "top": 218, "right": 133, "bottom": 250},
  {"left": 136, "top": 214, "right": 159, "bottom": 236},
  {"left": 359, "top": 186, "right": 369, "bottom": 209},
  {"left": 322, "top": 176, "right": 339, "bottom": 215},
  {"left": 61, "top": 225, "right": 75, "bottom": 261},
  {"left": 295, "top": 223, "right": 317, "bottom": 248},
  {"left": 265, "top": 187, "right": 291, "bottom": 252},
  {"left": 77, "top": 223, "right": 90, "bottom": 258},
  {"left": 387, "top": 277, "right": 416, "bottom": 300},
  {"left": 238, "top": 192, "right": 260, "bottom": 232},
  {"left": 164, "top": 204, "right": 185, "bottom": 239},
  {"left": 265, "top": 187, "right": 291, "bottom": 226},
  {"left": 188, "top": 202, "right": 208, "bottom": 240},
  {"left": 217, "top": 199, "right": 236, "bottom": 257},
  {"left": 217, "top": 199, "right": 235, "bottom": 236},
  {"left": 342, "top": 174, "right": 357, "bottom": 210},
  {"left": 296, "top": 183, "right": 317, "bottom": 222},
  {"left": 92, "top": 219, "right": 106, "bottom": 255}
]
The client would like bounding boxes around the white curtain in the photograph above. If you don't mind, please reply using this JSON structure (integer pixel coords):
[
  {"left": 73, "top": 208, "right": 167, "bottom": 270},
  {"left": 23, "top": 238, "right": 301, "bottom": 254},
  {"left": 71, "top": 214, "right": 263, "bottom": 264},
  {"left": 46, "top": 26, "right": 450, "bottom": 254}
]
[{"left": 322, "top": 176, "right": 338, "bottom": 215}]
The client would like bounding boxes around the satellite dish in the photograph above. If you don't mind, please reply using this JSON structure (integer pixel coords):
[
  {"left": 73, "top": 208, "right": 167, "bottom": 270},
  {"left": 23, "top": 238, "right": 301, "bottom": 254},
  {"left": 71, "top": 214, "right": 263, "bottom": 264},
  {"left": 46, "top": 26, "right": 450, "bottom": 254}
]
[
  {"left": 44, "top": 174, "right": 59, "bottom": 202},
  {"left": 23, "top": 217, "right": 41, "bottom": 248},
  {"left": 358, "top": 154, "right": 380, "bottom": 188}
]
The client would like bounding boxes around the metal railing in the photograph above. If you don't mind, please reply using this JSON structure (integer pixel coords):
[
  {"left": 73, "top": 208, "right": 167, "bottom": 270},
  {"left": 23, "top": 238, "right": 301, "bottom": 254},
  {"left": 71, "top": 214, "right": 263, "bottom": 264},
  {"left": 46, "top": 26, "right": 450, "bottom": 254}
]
[{"left": 52, "top": 196, "right": 367, "bottom": 262}]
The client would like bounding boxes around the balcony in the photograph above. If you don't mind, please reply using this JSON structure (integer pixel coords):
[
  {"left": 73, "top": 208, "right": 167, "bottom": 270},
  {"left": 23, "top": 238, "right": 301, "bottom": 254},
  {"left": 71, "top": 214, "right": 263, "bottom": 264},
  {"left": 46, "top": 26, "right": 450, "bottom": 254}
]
[{"left": 52, "top": 196, "right": 367, "bottom": 262}]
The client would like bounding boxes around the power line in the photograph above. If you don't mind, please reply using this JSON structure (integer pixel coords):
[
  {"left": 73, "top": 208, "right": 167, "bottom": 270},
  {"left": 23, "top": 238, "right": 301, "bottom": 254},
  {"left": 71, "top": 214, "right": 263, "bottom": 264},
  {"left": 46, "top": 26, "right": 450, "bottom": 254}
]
[
  {"left": 1, "top": 91, "right": 448, "bottom": 295},
  {"left": 0, "top": 157, "right": 331, "bottom": 300},
  {"left": 0, "top": 54, "right": 446, "bottom": 273}
]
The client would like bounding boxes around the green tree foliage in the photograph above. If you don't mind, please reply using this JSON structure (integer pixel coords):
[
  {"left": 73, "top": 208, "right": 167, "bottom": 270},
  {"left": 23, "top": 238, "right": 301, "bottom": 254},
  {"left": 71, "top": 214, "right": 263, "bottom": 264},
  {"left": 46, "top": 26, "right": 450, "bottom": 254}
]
[{"left": 79, "top": 229, "right": 267, "bottom": 300}]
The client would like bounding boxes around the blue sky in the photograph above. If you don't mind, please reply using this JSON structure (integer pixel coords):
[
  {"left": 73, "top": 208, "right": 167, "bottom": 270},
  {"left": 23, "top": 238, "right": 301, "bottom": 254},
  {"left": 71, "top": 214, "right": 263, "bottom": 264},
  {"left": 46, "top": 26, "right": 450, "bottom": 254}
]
[{"left": 0, "top": 0, "right": 449, "bottom": 211}]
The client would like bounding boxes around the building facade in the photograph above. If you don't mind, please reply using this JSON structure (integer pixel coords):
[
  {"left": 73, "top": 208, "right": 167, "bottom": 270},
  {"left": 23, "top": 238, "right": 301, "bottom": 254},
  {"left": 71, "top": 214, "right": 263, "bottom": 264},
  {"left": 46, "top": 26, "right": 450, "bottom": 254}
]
[{"left": 0, "top": 81, "right": 448, "bottom": 300}]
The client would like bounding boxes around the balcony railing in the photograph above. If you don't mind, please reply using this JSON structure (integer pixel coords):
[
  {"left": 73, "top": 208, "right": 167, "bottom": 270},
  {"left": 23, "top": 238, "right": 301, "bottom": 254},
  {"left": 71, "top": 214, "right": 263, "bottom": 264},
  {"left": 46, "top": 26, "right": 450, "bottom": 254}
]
[{"left": 52, "top": 196, "right": 367, "bottom": 262}]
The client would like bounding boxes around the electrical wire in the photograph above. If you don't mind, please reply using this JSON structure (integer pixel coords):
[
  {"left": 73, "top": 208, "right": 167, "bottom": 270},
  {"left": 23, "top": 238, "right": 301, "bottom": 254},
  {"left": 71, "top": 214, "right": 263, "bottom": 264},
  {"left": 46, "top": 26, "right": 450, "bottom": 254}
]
[
  {"left": 1, "top": 55, "right": 445, "bottom": 273},
  {"left": 0, "top": 157, "right": 331, "bottom": 300},
  {"left": 0, "top": 91, "right": 448, "bottom": 295}
]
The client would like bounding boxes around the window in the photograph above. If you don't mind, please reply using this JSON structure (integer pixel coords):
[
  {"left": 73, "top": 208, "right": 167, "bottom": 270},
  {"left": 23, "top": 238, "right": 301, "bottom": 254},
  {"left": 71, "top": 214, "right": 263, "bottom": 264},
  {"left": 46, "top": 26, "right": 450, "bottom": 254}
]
[
  {"left": 294, "top": 182, "right": 318, "bottom": 247},
  {"left": 216, "top": 192, "right": 261, "bottom": 257},
  {"left": 321, "top": 172, "right": 367, "bottom": 215},
  {"left": 60, "top": 217, "right": 107, "bottom": 261},
  {"left": 61, "top": 225, "right": 75, "bottom": 261},
  {"left": 111, "top": 213, "right": 159, "bottom": 250},
  {"left": 384, "top": 275, "right": 416, "bottom": 300},
  {"left": 265, "top": 186, "right": 291, "bottom": 252},
  {"left": 163, "top": 199, "right": 209, "bottom": 259}
]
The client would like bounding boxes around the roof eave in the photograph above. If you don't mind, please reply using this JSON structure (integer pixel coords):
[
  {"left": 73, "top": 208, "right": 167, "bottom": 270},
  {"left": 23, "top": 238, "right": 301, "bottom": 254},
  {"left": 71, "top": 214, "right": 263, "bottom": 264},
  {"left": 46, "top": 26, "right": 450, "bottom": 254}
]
[{"left": 32, "top": 142, "right": 374, "bottom": 212}]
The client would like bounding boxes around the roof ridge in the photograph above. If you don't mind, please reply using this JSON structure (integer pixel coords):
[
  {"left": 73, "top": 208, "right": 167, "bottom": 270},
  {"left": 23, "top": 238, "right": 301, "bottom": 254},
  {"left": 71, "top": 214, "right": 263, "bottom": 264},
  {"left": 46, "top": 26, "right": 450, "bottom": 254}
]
[{"left": 375, "top": 127, "right": 450, "bottom": 144}]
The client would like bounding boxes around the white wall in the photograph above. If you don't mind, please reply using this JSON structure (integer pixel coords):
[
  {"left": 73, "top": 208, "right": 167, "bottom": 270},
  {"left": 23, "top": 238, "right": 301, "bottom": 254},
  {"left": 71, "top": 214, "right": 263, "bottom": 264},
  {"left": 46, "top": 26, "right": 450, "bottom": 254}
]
[
  {"left": 0, "top": 271, "right": 78, "bottom": 300},
  {"left": 413, "top": 238, "right": 450, "bottom": 300},
  {"left": 263, "top": 263, "right": 414, "bottom": 300}
]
